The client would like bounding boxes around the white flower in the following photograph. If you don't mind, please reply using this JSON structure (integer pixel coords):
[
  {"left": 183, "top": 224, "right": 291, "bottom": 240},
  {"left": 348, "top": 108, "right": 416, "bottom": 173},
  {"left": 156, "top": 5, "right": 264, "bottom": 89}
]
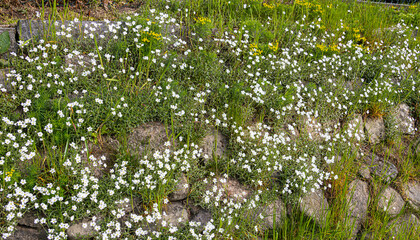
[
  {"left": 57, "top": 110, "right": 65, "bottom": 118},
  {"left": 98, "top": 200, "right": 107, "bottom": 210},
  {"left": 44, "top": 123, "right": 53, "bottom": 134}
]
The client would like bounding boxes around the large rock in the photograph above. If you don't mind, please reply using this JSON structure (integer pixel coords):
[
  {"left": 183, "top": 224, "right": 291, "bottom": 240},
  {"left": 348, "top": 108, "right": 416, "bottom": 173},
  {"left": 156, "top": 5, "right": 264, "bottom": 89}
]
[
  {"left": 392, "top": 104, "right": 416, "bottom": 134},
  {"left": 301, "top": 115, "right": 322, "bottom": 141},
  {"left": 346, "top": 217, "right": 363, "bottom": 240},
  {"left": 365, "top": 154, "right": 398, "bottom": 182},
  {"left": 346, "top": 114, "right": 365, "bottom": 142},
  {"left": 168, "top": 174, "right": 189, "bottom": 201},
  {"left": 347, "top": 180, "right": 369, "bottom": 219},
  {"left": 0, "top": 26, "right": 17, "bottom": 59},
  {"left": 346, "top": 180, "right": 369, "bottom": 239},
  {"left": 127, "top": 122, "right": 173, "bottom": 158},
  {"left": 358, "top": 164, "right": 371, "bottom": 180},
  {"left": 199, "top": 128, "right": 227, "bottom": 164},
  {"left": 242, "top": 122, "right": 269, "bottom": 141},
  {"left": 190, "top": 208, "right": 212, "bottom": 231},
  {"left": 115, "top": 197, "right": 140, "bottom": 229},
  {"left": 402, "top": 181, "right": 420, "bottom": 211},
  {"left": 63, "top": 54, "right": 96, "bottom": 76},
  {"left": 7, "top": 211, "right": 48, "bottom": 240},
  {"left": 203, "top": 177, "right": 251, "bottom": 205},
  {"left": 345, "top": 79, "right": 363, "bottom": 92},
  {"left": 17, "top": 211, "right": 45, "bottom": 229},
  {"left": 8, "top": 226, "right": 48, "bottom": 240},
  {"left": 299, "top": 189, "right": 329, "bottom": 227},
  {"left": 161, "top": 202, "right": 189, "bottom": 228},
  {"left": 322, "top": 119, "right": 341, "bottom": 141},
  {"left": 280, "top": 124, "right": 299, "bottom": 142},
  {"left": 17, "top": 20, "right": 125, "bottom": 44},
  {"left": 116, "top": 197, "right": 139, "bottom": 217},
  {"left": 80, "top": 136, "right": 119, "bottom": 178},
  {"left": 387, "top": 214, "right": 420, "bottom": 238},
  {"left": 66, "top": 220, "right": 98, "bottom": 240},
  {"left": 253, "top": 199, "right": 285, "bottom": 230},
  {"left": 377, "top": 187, "right": 404, "bottom": 216},
  {"left": 345, "top": 114, "right": 365, "bottom": 157},
  {"left": 364, "top": 117, "right": 385, "bottom": 144},
  {"left": 218, "top": 178, "right": 250, "bottom": 202}
]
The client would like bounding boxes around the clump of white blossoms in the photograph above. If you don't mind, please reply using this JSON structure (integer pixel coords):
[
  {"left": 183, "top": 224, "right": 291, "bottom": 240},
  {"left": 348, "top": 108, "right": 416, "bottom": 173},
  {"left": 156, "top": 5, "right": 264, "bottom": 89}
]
[{"left": 1, "top": 2, "right": 419, "bottom": 240}]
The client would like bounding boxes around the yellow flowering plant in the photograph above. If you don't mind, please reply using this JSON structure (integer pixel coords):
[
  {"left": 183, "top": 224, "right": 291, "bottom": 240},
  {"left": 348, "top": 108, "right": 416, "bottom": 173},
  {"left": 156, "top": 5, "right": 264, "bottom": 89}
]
[
  {"left": 194, "top": 16, "right": 212, "bottom": 25},
  {"left": 192, "top": 16, "right": 214, "bottom": 44},
  {"left": 294, "top": 0, "right": 325, "bottom": 20},
  {"left": 249, "top": 42, "right": 263, "bottom": 56}
]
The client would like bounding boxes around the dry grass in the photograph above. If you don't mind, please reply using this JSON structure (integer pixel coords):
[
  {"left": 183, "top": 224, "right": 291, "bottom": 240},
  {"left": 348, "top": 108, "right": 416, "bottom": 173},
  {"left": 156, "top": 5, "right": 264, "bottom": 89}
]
[{"left": 0, "top": 0, "right": 141, "bottom": 25}]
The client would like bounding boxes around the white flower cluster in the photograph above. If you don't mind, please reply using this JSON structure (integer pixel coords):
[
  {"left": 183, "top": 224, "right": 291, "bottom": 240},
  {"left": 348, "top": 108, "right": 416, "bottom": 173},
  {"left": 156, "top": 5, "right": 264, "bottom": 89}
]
[{"left": 1, "top": 3, "right": 420, "bottom": 239}]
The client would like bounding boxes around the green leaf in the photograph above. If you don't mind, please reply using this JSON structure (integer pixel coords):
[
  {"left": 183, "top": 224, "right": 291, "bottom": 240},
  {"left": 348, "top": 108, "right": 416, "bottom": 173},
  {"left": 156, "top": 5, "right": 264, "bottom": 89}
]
[
  {"left": 0, "top": 31, "right": 11, "bottom": 54},
  {"left": 106, "top": 78, "right": 120, "bottom": 82}
]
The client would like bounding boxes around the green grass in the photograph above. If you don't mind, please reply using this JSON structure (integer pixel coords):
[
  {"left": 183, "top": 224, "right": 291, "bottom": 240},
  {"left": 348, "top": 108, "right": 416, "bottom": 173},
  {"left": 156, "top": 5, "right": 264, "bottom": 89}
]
[{"left": 1, "top": 0, "right": 420, "bottom": 239}]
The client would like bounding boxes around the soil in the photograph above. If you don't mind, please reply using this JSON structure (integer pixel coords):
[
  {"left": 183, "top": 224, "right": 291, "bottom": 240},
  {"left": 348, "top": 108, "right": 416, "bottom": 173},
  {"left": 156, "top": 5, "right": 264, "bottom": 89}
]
[{"left": 0, "top": 0, "right": 143, "bottom": 25}]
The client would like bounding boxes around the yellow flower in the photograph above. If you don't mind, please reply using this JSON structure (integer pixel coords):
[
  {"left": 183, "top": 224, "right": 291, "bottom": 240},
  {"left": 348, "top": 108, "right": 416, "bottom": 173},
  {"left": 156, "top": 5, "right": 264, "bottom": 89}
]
[
  {"left": 314, "top": 4, "right": 323, "bottom": 13},
  {"left": 317, "top": 44, "right": 328, "bottom": 52},
  {"left": 330, "top": 44, "right": 339, "bottom": 52},
  {"left": 295, "top": 0, "right": 311, "bottom": 7},
  {"left": 268, "top": 41, "right": 279, "bottom": 52},
  {"left": 249, "top": 43, "right": 258, "bottom": 49},
  {"left": 353, "top": 33, "right": 366, "bottom": 42},
  {"left": 253, "top": 50, "right": 262, "bottom": 56},
  {"left": 263, "top": 2, "right": 275, "bottom": 9},
  {"left": 194, "top": 17, "right": 211, "bottom": 25},
  {"left": 141, "top": 31, "right": 162, "bottom": 41},
  {"left": 249, "top": 43, "right": 262, "bottom": 56},
  {"left": 6, "top": 168, "right": 15, "bottom": 178}
]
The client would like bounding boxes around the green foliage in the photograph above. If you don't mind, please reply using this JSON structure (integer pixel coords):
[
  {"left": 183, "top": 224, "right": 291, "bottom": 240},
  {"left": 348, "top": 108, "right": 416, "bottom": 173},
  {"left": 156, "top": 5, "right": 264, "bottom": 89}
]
[
  {"left": 361, "top": 58, "right": 383, "bottom": 84},
  {"left": 2, "top": 0, "right": 420, "bottom": 239},
  {"left": 397, "top": 11, "right": 420, "bottom": 26},
  {"left": 0, "top": 31, "right": 10, "bottom": 54}
]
